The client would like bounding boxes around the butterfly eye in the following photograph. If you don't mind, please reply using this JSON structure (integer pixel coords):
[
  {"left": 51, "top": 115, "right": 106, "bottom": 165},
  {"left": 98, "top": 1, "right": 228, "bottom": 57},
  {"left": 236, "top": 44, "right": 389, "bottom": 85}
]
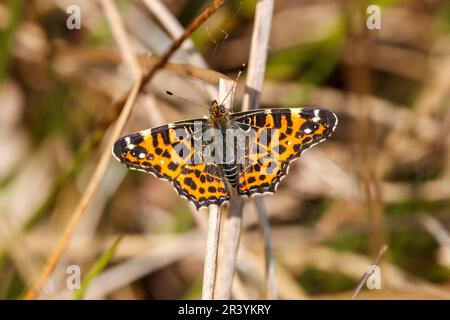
[{"left": 220, "top": 106, "right": 226, "bottom": 113}]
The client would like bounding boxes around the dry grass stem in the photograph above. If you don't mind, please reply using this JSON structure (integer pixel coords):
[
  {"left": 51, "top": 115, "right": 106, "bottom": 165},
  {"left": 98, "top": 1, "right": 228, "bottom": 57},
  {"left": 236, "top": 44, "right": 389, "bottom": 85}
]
[
  {"left": 351, "top": 245, "right": 389, "bottom": 300},
  {"left": 99, "top": 0, "right": 141, "bottom": 79},
  {"left": 214, "top": 77, "right": 243, "bottom": 299},
  {"left": 202, "top": 205, "right": 221, "bottom": 300},
  {"left": 144, "top": 1, "right": 250, "bottom": 300},
  {"left": 215, "top": 197, "right": 244, "bottom": 299},
  {"left": 202, "top": 75, "right": 236, "bottom": 299},
  {"left": 142, "top": 0, "right": 218, "bottom": 98},
  {"left": 215, "top": 0, "right": 275, "bottom": 300},
  {"left": 24, "top": 0, "right": 146, "bottom": 299},
  {"left": 420, "top": 215, "right": 450, "bottom": 247},
  {"left": 141, "top": 0, "right": 226, "bottom": 85},
  {"left": 55, "top": 47, "right": 229, "bottom": 85},
  {"left": 241, "top": 0, "right": 274, "bottom": 111},
  {"left": 23, "top": 76, "right": 143, "bottom": 300},
  {"left": 254, "top": 197, "right": 277, "bottom": 299},
  {"left": 4, "top": 0, "right": 447, "bottom": 302},
  {"left": 85, "top": 231, "right": 203, "bottom": 299},
  {"left": 23, "top": 0, "right": 227, "bottom": 299},
  {"left": 244, "top": 0, "right": 276, "bottom": 300}
]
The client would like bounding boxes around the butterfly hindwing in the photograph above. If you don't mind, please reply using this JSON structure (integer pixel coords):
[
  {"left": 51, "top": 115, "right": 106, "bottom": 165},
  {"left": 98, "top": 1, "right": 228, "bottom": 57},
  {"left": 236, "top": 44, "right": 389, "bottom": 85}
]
[
  {"left": 172, "top": 163, "right": 230, "bottom": 209},
  {"left": 231, "top": 108, "right": 338, "bottom": 196}
]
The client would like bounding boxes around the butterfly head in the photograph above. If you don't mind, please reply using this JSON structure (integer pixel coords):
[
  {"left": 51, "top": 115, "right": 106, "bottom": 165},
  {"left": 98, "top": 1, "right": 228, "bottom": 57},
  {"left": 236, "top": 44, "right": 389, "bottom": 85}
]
[{"left": 208, "top": 100, "right": 228, "bottom": 126}]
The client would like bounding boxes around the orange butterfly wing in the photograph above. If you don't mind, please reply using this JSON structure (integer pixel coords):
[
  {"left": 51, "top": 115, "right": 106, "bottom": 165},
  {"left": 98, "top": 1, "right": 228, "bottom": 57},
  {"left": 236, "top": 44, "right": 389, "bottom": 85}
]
[{"left": 232, "top": 108, "right": 338, "bottom": 196}]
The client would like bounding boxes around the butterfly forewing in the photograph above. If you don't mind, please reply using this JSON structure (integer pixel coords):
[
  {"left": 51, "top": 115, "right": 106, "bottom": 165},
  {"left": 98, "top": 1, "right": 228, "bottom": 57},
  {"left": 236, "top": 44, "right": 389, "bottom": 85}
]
[{"left": 113, "top": 120, "right": 204, "bottom": 179}]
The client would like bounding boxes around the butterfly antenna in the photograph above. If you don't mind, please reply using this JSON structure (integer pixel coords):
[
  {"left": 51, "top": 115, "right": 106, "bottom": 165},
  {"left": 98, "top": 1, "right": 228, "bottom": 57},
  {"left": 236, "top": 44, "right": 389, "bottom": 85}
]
[
  {"left": 166, "top": 91, "right": 210, "bottom": 110},
  {"left": 220, "top": 63, "right": 246, "bottom": 111}
]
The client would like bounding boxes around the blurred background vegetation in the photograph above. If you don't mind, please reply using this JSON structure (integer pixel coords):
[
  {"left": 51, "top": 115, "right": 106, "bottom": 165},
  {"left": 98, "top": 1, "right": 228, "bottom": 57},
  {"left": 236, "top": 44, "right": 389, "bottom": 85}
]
[{"left": 1, "top": 0, "right": 450, "bottom": 299}]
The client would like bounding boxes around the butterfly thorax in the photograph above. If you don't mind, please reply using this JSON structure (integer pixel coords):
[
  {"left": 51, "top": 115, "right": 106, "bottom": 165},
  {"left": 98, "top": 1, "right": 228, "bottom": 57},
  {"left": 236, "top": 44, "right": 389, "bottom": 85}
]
[
  {"left": 208, "top": 100, "right": 231, "bottom": 128},
  {"left": 206, "top": 100, "right": 241, "bottom": 188}
]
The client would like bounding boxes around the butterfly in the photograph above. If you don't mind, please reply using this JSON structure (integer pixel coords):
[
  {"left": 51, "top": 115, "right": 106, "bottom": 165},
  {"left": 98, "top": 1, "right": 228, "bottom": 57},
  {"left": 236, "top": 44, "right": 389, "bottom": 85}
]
[{"left": 112, "top": 100, "right": 338, "bottom": 209}]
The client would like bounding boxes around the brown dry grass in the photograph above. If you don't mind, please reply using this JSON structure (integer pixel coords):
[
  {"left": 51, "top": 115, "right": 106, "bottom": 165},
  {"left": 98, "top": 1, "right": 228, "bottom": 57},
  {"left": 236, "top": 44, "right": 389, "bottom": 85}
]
[{"left": 0, "top": 0, "right": 450, "bottom": 300}]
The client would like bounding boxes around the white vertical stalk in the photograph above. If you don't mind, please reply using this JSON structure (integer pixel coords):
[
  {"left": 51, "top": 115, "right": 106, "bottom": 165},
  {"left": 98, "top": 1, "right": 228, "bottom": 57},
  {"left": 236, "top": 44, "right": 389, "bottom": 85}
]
[
  {"left": 202, "top": 205, "right": 221, "bottom": 300},
  {"left": 202, "top": 77, "right": 235, "bottom": 300},
  {"left": 242, "top": 0, "right": 277, "bottom": 299}
]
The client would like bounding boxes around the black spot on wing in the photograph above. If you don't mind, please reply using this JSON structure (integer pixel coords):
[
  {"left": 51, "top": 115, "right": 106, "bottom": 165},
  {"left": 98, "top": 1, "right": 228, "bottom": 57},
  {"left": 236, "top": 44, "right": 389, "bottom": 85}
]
[
  {"left": 300, "top": 120, "right": 319, "bottom": 133},
  {"left": 303, "top": 136, "right": 312, "bottom": 144},
  {"left": 129, "top": 133, "right": 144, "bottom": 145},
  {"left": 167, "top": 161, "right": 179, "bottom": 171},
  {"left": 183, "top": 177, "right": 197, "bottom": 190},
  {"left": 255, "top": 114, "right": 266, "bottom": 127},
  {"left": 113, "top": 138, "right": 127, "bottom": 161},
  {"left": 275, "top": 144, "right": 286, "bottom": 154},
  {"left": 152, "top": 136, "right": 158, "bottom": 148},
  {"left": 299, "top": 108, "right": 315, "bottom": 119},
  {"left": 285, "top": 127, "right": 293, "bottom": 135},
  {"left": 130, "top": 145, "right": 147, "bottom": 158},
  {"left": 141, "top": 161, "right": 151, "bottom": 167},
  {"left": 160, "top": 129, "right": 171, "bottom": 145},
  {"left": 247, "top": 176, "right": 256, "bottom": 184},
  {"left": 285, "top": 114, "right": 293, "bottom": 127},
  {"left": 162, "top": 150, "right": 171, "bottom": 158},
  {"left": 273, "top": 113, "right": 282, "bottom": 128}
]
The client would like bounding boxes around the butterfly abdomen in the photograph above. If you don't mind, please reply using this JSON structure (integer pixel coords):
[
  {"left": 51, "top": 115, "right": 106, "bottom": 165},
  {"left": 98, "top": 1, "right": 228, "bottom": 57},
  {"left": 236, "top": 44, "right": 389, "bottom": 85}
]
[{"left": 220, "top": 163, "right": 239, "bottom": 188}]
